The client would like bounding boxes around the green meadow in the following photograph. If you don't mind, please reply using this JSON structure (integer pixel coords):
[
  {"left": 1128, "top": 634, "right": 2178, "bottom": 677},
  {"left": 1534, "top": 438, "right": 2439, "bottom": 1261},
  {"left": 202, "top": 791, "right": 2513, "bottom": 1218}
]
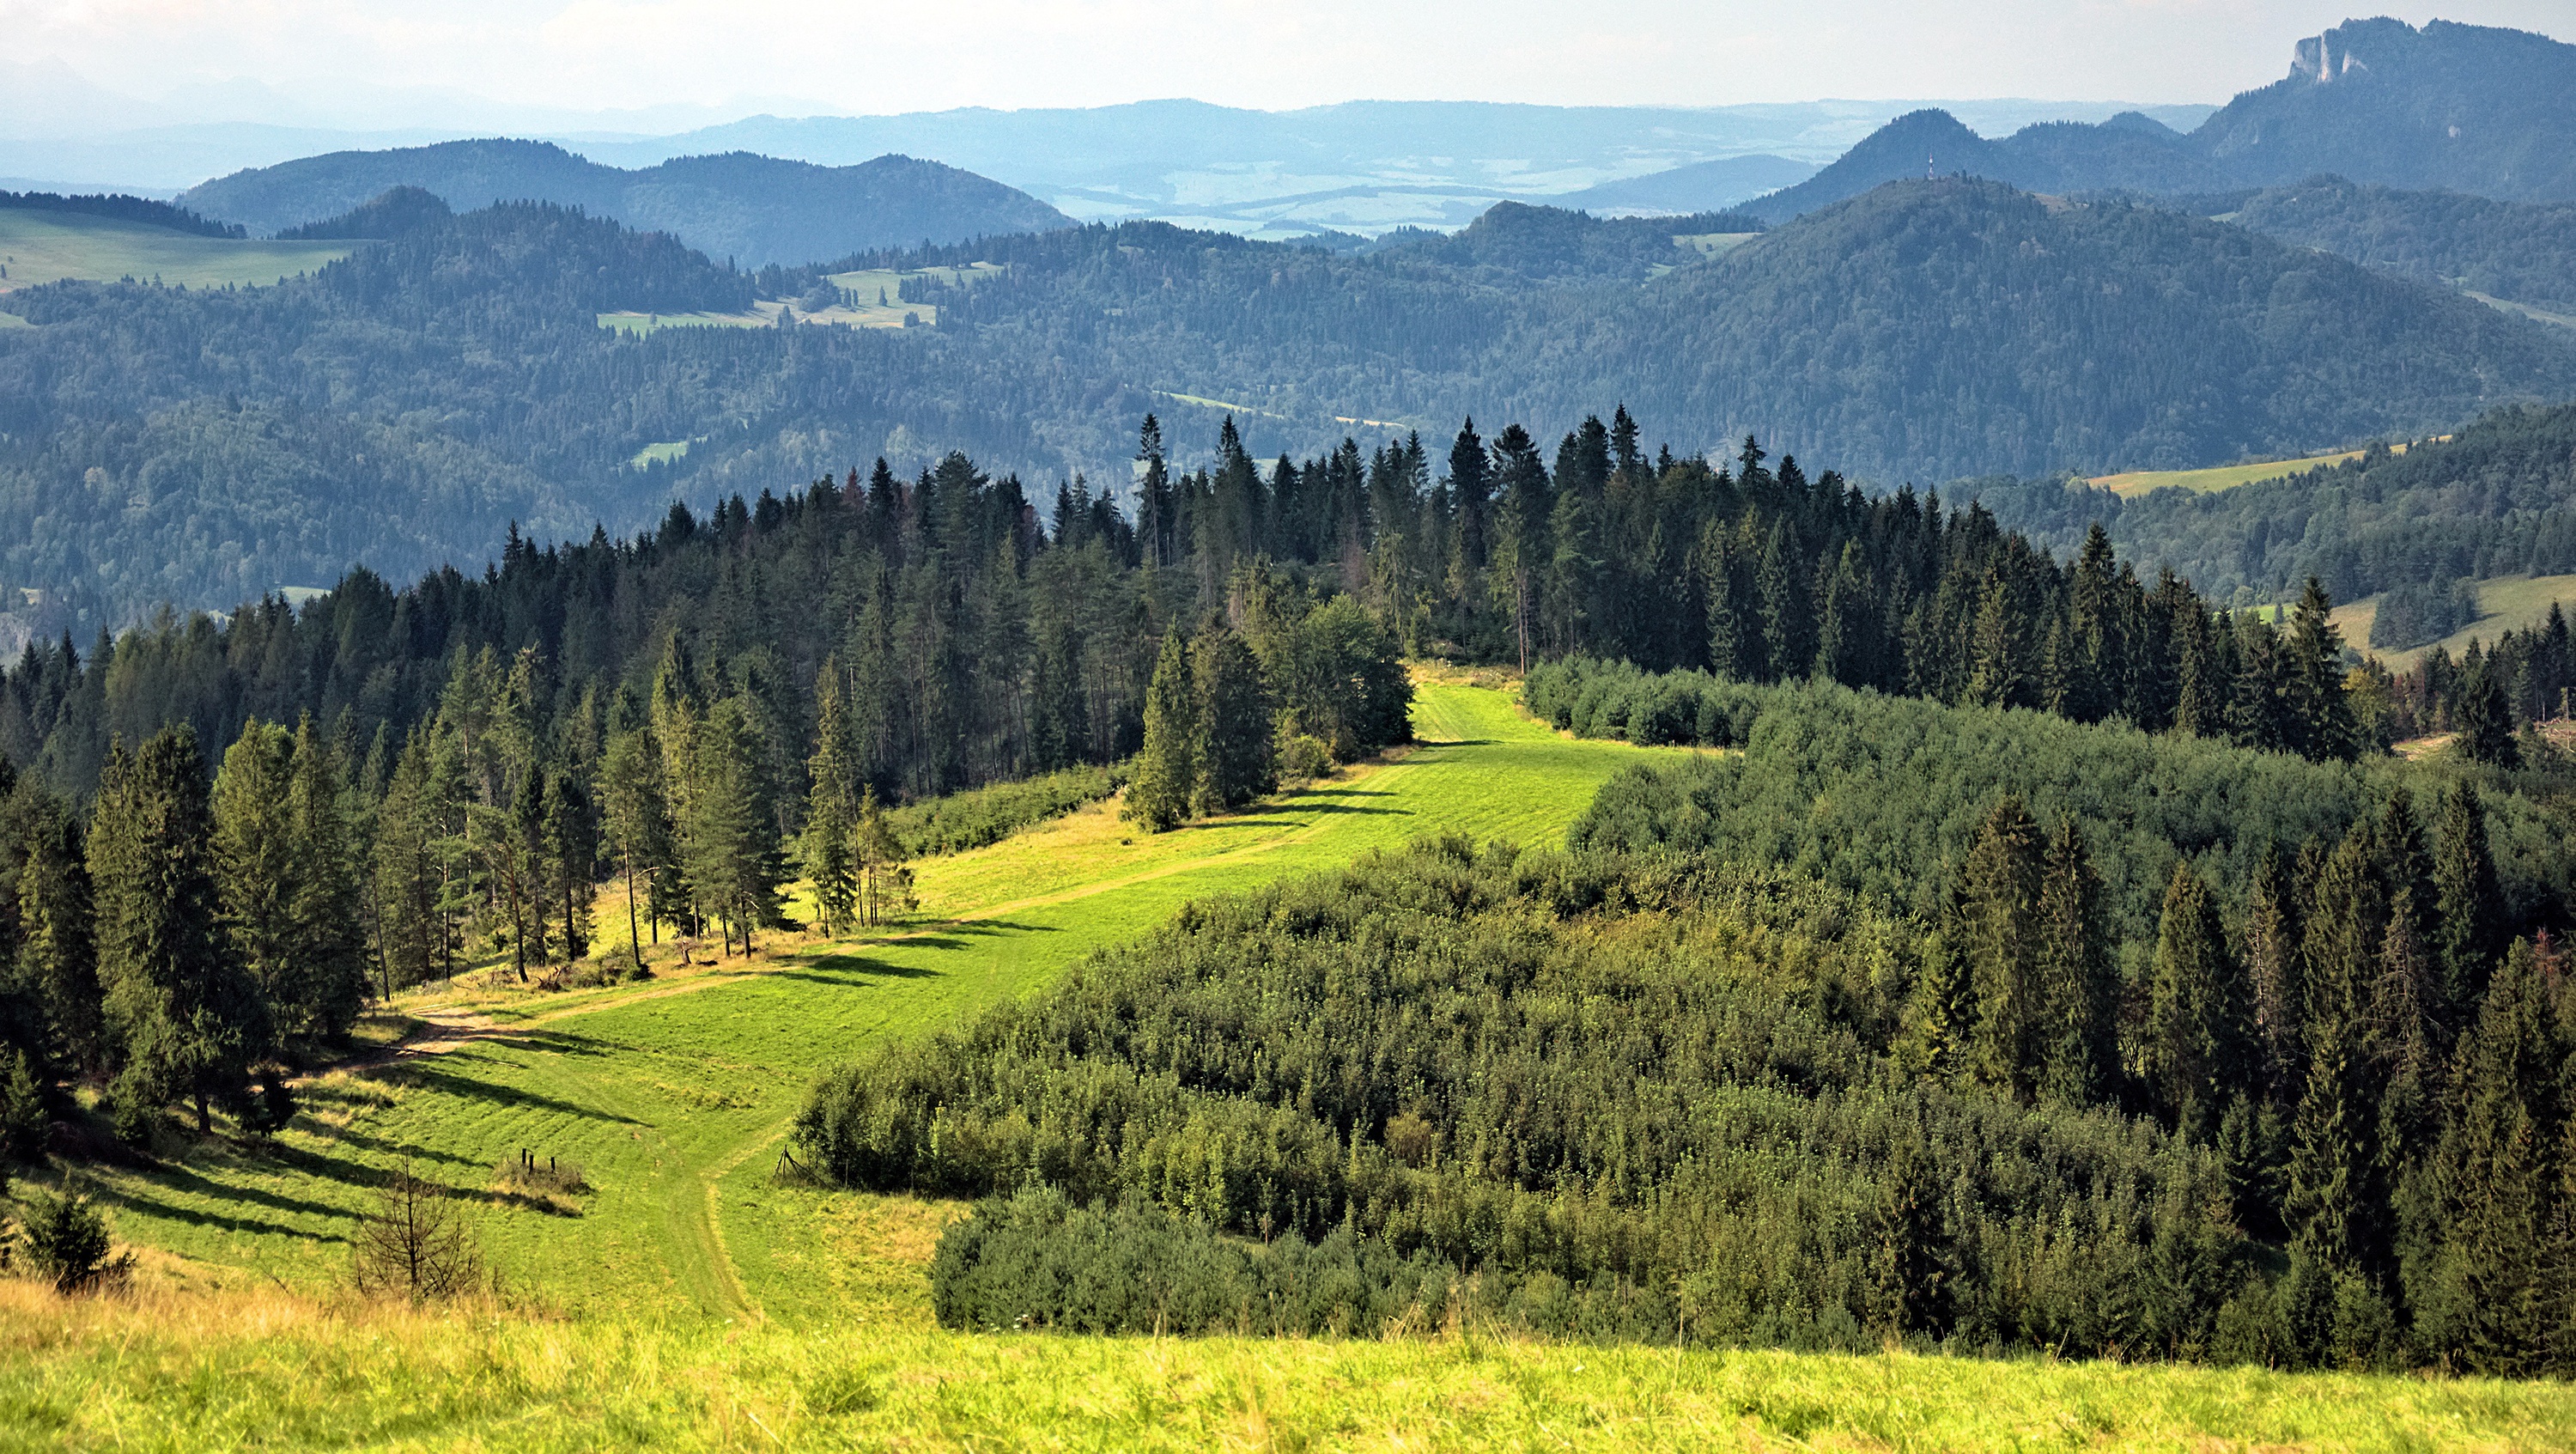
[
  {"left": 2333, "top": 571, "right": 2576, "bottom": 670},
  {"left": 61, "top": 679, "right": 1665, "bottom": 1323},
  {"left": 0, "top": 209, "right": 349, "bottom": 292},
  {"left": 9, "top": 677, "right": 2574, "bottom": 1448}
]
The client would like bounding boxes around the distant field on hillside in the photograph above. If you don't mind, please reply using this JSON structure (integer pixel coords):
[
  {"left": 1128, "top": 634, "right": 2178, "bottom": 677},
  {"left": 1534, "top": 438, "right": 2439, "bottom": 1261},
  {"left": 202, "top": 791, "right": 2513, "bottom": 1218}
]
[
  {"left": 2338, "top": 572, "right": 2576, "bottom": 668},
  {"left": 596, "top": 265, "right": 1003, "bottom": 335},
  {"left": 2092, "top": 437, "right": 2439, "bottom": 498},
  {"left": 0, "top": 208, "right": 349, "bottom": 290}
]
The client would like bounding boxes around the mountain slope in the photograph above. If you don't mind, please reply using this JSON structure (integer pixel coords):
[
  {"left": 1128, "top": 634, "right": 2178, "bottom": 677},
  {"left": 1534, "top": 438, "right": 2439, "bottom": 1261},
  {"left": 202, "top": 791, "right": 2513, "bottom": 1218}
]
[
  {"left": 2219, "top": 175, "right": 2576, "bottom": 317},
  {"left": 1752, "top": 19, "right": 2576, "bottom": 223},
  {"left": 1552, "top": 155, "right": 1816, "bottom": 216},
  {"left": 1587, "top": 179, "right": 2576, "bottom": 481},
  {"left": 177, "top": 139, "right": 1072, "bottom": 265},
  {"left": 2197, "top": 18, "right": 2576, "bottom": 202}
]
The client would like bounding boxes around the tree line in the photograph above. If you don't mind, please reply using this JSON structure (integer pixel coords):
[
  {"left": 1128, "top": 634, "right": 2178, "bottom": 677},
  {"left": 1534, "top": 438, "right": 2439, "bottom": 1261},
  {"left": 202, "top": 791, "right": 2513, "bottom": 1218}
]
[{"left": 0, "top": 420, "right": 1413, "bottom": 1147}]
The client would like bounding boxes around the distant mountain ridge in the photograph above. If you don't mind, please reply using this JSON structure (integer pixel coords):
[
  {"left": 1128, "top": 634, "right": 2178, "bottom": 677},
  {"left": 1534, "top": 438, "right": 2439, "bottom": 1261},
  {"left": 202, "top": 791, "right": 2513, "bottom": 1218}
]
[
  {"left": 1745, "top": 17, "right": 2576, "bottom": 222},
  {"left": 176, "top": 139, "right": 1072, "bottom": 266}
]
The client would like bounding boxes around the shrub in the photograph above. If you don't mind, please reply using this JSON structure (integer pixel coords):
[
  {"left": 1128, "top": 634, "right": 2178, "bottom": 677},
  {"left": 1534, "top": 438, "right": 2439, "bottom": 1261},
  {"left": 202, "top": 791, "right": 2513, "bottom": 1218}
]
[{"left": 20, "top": 1183, "right": 126, "bottom": 1293}]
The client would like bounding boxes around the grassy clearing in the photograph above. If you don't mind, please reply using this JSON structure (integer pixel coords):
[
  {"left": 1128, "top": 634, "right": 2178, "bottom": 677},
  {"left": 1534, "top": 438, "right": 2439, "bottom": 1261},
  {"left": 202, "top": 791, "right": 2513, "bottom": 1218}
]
[
  {"left": 59, "top": 680, "right": 1664, "bottom": 1329},
  {"left": 12, "top": 677, "right": 2575, "bottom": 1445},
  {"left": 2335, "top": 572, "right": 2576, "bottom": 670},
  {"left": 630, "top": 439, "right": 694, "bottom": 467},
  {"left": 2091, "top": 437, "right": 2443, "bottom": 499},
  {"left": 4, "top": 1282, "right": 2570, "bottom": 1453},
  {"left": 1673, "top": 230, "right": 1759, "bottom": 257},
  {"left": 596, "top": 308, "right": 771, "bottom": 336},
  {"left": 0, "top": 209, "right": 349, "bottom": 291}
]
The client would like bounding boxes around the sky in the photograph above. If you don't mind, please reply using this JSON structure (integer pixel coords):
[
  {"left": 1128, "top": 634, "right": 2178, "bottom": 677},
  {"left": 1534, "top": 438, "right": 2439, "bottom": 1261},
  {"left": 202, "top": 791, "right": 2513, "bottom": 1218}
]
[{"left": 4, "top": 0, "right": 2573, "bottom": 127}]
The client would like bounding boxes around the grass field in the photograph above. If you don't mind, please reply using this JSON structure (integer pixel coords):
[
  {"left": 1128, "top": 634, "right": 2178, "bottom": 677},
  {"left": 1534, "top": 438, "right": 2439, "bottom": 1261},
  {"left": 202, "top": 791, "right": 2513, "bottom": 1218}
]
[
  {"left": 2335, "top": 572, "right": 2576, "bottom": 670},
  {"left": 2089, "top": 438, "right": 2443, "bottom": 499},
  {"left": 8, "top": 1282, "right": 2571, "bottom": 1453},
  {"left": 10, "top": 677, "right": 2575, "bottom": 1447},
  {"left": 597, "top": 265, "right": 1004, "bottom": 337},
  {"left": 58, "top": 679, "right": 1664, "bottom": 1326},
  {"left": 0, "top": 209, "right": 350, "bottom": 292}
]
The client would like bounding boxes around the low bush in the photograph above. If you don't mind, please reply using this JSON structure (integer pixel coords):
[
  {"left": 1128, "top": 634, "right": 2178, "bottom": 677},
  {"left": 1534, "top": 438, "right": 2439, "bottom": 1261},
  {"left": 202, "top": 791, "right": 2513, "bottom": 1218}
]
[{"left": 885, "top": 764, "right": 1124, "bottom": 858}]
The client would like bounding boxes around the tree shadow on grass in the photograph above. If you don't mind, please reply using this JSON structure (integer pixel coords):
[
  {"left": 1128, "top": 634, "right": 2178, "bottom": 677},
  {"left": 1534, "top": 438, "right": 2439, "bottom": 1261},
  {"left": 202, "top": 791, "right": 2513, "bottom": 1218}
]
[
  {"left": 299, "top": 1129, "right": 483, "bottom": 1172},
  {"left": 127, "top": 1160, "right": 356, "bottom": 1225},
  {"left": 400, "top": 1062, "right": 643, "bottom": 1125},
  {"left": 106, "top": 1188, "right": 349, "bottom": 1244}
]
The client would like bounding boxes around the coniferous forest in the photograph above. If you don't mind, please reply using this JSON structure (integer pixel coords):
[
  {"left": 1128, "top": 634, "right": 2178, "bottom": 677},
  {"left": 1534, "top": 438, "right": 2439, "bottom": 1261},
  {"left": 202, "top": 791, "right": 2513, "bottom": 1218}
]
[{"left": 0, "top": 398, "right": 2569, "bottom": 1381}]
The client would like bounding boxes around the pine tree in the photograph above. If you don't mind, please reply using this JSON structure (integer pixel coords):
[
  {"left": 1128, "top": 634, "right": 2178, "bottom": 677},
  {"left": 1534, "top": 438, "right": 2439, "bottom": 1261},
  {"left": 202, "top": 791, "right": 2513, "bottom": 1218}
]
[
  {"left": 2433, "top": 781, "right": 2505, "bottom": 1034},
  {"left": 2035, "top": 817, "right": 2116, "bottom": 1105},
  {"left": 2245, "top": 843, "right": 2306, "bottom": 1100},
  {"left": 2287, "top": 828, "right": 2396, "bottom": 1294},
  {"left": 210, "top": 721, "right": 300, "bottom": 1025},
  {"left": 1960, "top": 794, "right": 2046, "bottom": 1098},
  {"left": 685, "top": 697, "right": 787, "bottom": 955},
  {"left": 2144, "top": 863, "right": 2248, "bottom": 1135},
  {"left": 1965, "top": 564, "right": 2025, "bottom": 709},
  {"left": 2285, "top": 576, "right": 2359, "bottom": 762},
  {"left": 1124, "top": 627, "right": 1199, "bottom": 833},
  {"left": 1868, "top": 1111, "right": 1950, "bottom": 1335},
  {"left": 14, "top": 794, "right": 99, "bottom": 1075},
  {"left": 89, "top": 728, "right": 267, "bottom": 1136},
  {"left": 799, "top": 665, "right": 861, "bottom": 938},
  {"left": 287, "top": 715, "right": 368, "bottom": 1041},
  {"left": 1757, "top": 520, "right": 1809, "bottom": 684},
  {"left": 852, "top": 787, "right": 914, "bottom": 928},
  {"left": 541, "top": 771, "right": 595, "bottom": 962},
  {"left": 1190, "top": 624, "right": 1273, "bottom": 815},
  {"left": 2454, "top": 658, "right": 2520, "bottom": 768},
  {"left": 2432, "top": 939, "right": 2564, "bottom": 1375},
  {"left": 598, "top": 726, "right": 674, "bottom": 969}
]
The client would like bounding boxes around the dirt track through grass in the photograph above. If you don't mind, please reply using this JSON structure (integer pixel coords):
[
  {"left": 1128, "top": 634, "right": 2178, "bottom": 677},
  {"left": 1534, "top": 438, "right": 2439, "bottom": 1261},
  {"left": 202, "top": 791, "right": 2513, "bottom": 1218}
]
[{"left": 82, "top": 680, "right": 1667, "bottom": 1323}]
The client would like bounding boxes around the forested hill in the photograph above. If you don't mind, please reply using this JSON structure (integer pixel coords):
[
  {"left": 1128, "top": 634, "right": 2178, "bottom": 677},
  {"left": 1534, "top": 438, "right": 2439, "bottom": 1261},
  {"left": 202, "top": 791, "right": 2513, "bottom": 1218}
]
[
  {"left": 1746, "top": 20, "right": 2576, "bottom": 222},
  {"left": 5, "top": 181, "right": 2572, "bottom": 623},
  {"left": 1965, "top": 400, "right": 2576, "bottom": 638},
  {"left": 2215, "top": 176, "right": 2576, "bottom": 318},
  {"left": 175, "top": 139, "right": 1071, "bottom": 266}
]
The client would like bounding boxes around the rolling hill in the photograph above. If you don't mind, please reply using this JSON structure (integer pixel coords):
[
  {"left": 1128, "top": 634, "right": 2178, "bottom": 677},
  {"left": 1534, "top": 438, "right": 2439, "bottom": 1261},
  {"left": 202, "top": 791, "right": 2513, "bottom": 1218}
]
[
  {"left": 6, "top": 179, "right": 2574, "bottom": 619},
  {"left": 175, "top": 139, "right": 1072, "bottom": 266}
]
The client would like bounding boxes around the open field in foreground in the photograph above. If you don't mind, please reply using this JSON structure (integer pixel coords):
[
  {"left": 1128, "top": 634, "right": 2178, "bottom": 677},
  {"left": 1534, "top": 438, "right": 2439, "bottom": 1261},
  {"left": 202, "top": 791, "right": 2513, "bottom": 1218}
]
[
  {"left": 5, "top": 1281, "right": 2572, "bottom": 1453},
  {"left": 0, "top": 210, "right": 349, "bottom": 292}
]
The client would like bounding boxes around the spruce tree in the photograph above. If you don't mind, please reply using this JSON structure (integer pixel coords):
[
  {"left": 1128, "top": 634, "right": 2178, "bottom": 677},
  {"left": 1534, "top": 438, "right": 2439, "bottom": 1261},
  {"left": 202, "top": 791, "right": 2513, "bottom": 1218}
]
[
  {"left": 1189, "top": 625, "right": 1273, "bottom": 815},
  {"left": 14, "top": 794, "right": 99, "bottom": 1075},
  {"left": 1124, "top": 627, "right": 1199, "bottom": 833},
  {"left": 2431, "top": 939, "right": 2564, "bottom": 1375},
  {"left": 89, "top": 729, "right": 267, "bottom": 1135},
  {"left": 287, "top": 715, "right": 368, "bottom": 1040},
  {"left": 541, "top": 771, "right": 594, "bottom": 962},
  {"left": 2035, "top": 817, "right": 2116, "bottom": 1105},
  {"left": 686, "top": 697, "right": 787, "bottom": 955},
  {"left": 2454, "top": 659, "right": 2520, "bottom": 768},
  {"left": 2244, "top": 843, "right": 2306, "bottom": 1100},
  {"left": 2285, "top": 576, "right": 2358, "bottom": 762},
  {"left": 799, "top": 666, "right": 861, "bottom": 937},
  {"left": 2287, "top": 828, "right": 2396, "bottom": 1297},
  {"left": 210, "top": 721, "right": 299, "bottom": 1025},
  {"left": 1960, "top": 794, "right": 2046, "bottom": 1099},
  {"left": 2433, "top": 781, "right": 2504, "bottom": 1033},
  {"left": 2145, "top": 862, "right": 2248, "bottom": 1135},
  {"left": 598, "top": 726, "right": 675, "bottom": 968}
]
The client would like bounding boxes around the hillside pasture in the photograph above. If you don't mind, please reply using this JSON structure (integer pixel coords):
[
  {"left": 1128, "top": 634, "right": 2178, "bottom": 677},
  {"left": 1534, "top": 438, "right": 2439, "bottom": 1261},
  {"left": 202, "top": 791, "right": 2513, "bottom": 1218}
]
[
  {"left": 2336, "top": 571, "right": 2576, "bottom": 669},
  {"left": 2092, "top": 436, "right": 2439, "bottom": 499},
  {"left": 61, "top": 681, "right": 1664, "bottom": 1329},
  {"left": 0, "top": 208, "right": 349, "bottom": 291}
]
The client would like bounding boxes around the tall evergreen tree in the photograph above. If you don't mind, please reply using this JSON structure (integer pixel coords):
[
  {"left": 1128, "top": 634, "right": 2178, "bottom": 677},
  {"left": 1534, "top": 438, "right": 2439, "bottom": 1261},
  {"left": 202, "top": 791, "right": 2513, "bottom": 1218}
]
[
  {"left": 1960, "top": 794, "right": 2047, "bottom": 1099},
  {"left": 598, "top": 725, "right": 675, "bottom": 969},
  {"left": 799, "top": 665, "right": 861, "bottom": 938},
  {"left": 2433, "top": 781, "right": 2505, "bottom": 1033},
  {"left": 2430, "top": 939, "right": 2565, "bottom": 1375},
  {"left": 2144, "top": 863, "right": 2248, "bottom": 1135},
  {"left": 14, "top": 791, "right": 99, "bottom": 1076},
  {"left": 2245, "top": 843, "right": 2306, "bottom": 1100},
  {"left": 1189, "top": 624, "right": 1273, "bottom": 815},
  {"left": 1125, "top": 628, "right": 1198, "bottom": 834},
  {"left": 89, "top": 728, "right": 266, "bottom": 1136},
  {"left": 2035, "top": 817, "right": 2116, "bottom": 1105},
  {"left": 2453, "top": 658, "right": 2521, "bottom": 768}
]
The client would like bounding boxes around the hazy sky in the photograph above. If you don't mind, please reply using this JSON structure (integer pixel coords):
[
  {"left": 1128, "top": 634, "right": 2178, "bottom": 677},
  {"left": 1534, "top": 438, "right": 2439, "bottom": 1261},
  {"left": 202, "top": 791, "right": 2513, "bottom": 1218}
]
[{"left": 9, "top": 0, "right": 2573, "bottom": 123}]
